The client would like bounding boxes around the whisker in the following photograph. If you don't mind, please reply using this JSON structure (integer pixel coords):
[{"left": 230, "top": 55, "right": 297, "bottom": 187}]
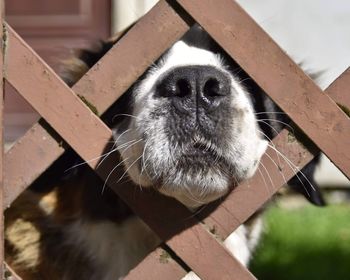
[
  {"left": 257, "top": 166, "right": 270, "bottom": 194},
  {"left": 120, "top": 138, "right": 144, "bottom": 157},
  {"left": 259, "top": 118, "right": 295, "bottom": 133},
  {"left": 116, "top": 155, "right": 144, "bottom": 184},
  {"left": 96, "top": 138, "right": 140, "bottom": 169},
  {"left": 258, "top": 121, "right": 297, "bottom": 173},
  {"left": 101, "top": 156, "right": 130, "bottom": 194},
  {"left": 112, "top": 113, "right": 142, "bottom": 122},
  {"left": 237, "top": 77, "right": 252, "bottom": 84},
  {"left": 137, "top": 160, "right": 149, "bottom": 190},
  {"left": 182, "top": 185, "right": 208, "bottom": 205},
  {"left": 258, "top": 129, "right": 284, "bottom": 168},
  {"left": 264, "top": 151, "right": 288, "bottom": 186},
  {"left": 267, "top": 143, "right": 315, "bottom": 194},
  {"left": 65, "top": 129, "right": 135, "bottom": 171},
  {"left": 141, "top": 139, "right": 152, "bottom": 175},
  {"left": 257, "top": 120, "right": 283, "bottom": 137},
  {"left": 138, "top": 140, "right": 153, "bottom": 189},
  {"left": 65, "top": 150, "right": 118, "bottom": 172},
  {"left": 114, "top": 128, "right": 133, "bottom": 142},
  {"left": 258, "top": 161, "right": 275, "bottom": 192},
  {"left": 255, "top": 112, "right": 286, "bottom": 115}
]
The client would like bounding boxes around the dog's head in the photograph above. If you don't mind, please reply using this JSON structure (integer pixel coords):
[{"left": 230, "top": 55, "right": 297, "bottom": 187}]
[
  {"left": 110, "top": 25, "right": 267, "bottom": 207},
  {"left": 63, "top": 24, "right": 324, "bottom": 208}
]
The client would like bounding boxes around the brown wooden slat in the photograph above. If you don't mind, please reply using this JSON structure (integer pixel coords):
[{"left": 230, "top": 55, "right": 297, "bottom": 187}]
[
  {"left": 126, "top": 256, "right": 188, "bottom": 280},
  {"left": 326, "top": 67, "right": 350, "bottom": 108},
  {"left": 4, "top": 0, "right": 191, "bottom": 206},
  {"left": 326, "top": 68, "right": 350, "bottom": 107},
  {"left": 131, "top": 228, "right": 254, "bottom": 280},
  {"left": 177, "top": 0, "right": 350, "bottom": 179},
  {"left": 5, "top": 24, "right": 112, "bottom": 169},
  {"left": 167, "top": 224, "right": 255, "bottom": 280},
  {"left": 3, "top": 121, "right": 65, "bottom": 207},
  {"left": 126, "top": 248, "right": 188, "bottom": 280}
]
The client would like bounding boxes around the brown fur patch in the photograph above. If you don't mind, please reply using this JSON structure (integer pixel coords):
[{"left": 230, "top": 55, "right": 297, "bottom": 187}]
[
  {"left": 59, "top": 58, "right": 90, "bottom": 87},
  {"left": 5, "top": 190, "right": 55, "bottom": 279}
]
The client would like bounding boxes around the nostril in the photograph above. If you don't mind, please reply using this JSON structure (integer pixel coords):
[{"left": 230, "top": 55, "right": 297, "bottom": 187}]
[
  {"left": 199, "top": 73, "right": 230, "bottom": 110},
  {"left": 156, "top": 76, "right": 192, "bottom": 98},
  {"left": 203, "top": 78, "right": 220, "bottom": 97},
  {"left": 175, "top": 79, "right": 192, "bottom": 97},
  {"left": 203, "top": 78, "right": 224, "bottom": 97}
]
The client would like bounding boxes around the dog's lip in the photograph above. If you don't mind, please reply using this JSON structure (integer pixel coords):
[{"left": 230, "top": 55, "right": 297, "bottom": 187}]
[
  {"left": 192, "top": 142, "right": 215, "bottom": 154},
  {"left": 184, "top": 140, "right": 218, "bottom": 157}
]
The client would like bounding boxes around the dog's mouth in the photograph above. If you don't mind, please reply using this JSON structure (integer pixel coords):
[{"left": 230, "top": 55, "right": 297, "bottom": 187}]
[
  {"left": 185, "top": 141, "right": 218, "bottom": 157},
  {"left": 178, "top": 137, "right": 227, "bottom": 167}
]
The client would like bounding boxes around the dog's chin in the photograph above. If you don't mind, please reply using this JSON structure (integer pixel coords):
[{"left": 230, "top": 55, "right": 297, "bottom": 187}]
[
  {"left": 130, "top": 164, "right": 233, "bottom": 208},
  {"left": 158, "top": 183, "right": 231, "bottom": 209}
]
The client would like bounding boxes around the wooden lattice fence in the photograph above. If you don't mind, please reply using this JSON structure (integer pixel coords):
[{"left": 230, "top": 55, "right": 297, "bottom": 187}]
[{"left": 1, "top": 0, "right": 350, "bottom": 279}]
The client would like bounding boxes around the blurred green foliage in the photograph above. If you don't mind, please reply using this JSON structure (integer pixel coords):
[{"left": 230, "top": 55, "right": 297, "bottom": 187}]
[{"left": 250, "top": 204, "right": 350, "bottom": 280}]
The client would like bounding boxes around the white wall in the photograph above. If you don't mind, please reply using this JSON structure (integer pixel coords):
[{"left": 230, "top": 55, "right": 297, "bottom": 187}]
[{"left": 112, "top": 0, "right": 158, "bottom": 33}]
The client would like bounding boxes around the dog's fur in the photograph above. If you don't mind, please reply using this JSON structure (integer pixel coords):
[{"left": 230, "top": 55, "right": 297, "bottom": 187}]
[{"left": 5, "top": 24, "right": 324, "bottom": 280}]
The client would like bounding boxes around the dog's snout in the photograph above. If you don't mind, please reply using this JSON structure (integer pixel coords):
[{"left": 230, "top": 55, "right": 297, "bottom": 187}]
[{"left": 156, "top": 66, "right": 230, "bottom": 112}]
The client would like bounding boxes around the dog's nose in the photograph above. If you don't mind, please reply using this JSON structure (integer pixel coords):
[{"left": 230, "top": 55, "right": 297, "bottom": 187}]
[{"left": 156, "top": 66, "right": 230, "bottom": 112}]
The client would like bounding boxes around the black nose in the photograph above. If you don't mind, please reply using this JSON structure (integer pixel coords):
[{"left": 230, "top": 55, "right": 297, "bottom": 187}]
[{"left": 155, "top": 66, "right": 230, "bottom": 112}]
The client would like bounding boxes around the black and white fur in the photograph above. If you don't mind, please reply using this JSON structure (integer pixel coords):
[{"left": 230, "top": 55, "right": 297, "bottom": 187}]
[{"left": 5, "top": 24, "right": 324, "bottom": 280}]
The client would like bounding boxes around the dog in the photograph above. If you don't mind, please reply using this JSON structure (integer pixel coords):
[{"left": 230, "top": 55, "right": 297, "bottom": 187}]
[{"left": 5, "top": 24, "right": 325, "bottom": 280}]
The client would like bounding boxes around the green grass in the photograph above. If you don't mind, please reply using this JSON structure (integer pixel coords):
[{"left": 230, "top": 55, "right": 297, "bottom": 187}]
[{"left": 250, "top": 203, "right": 350, "bottom": 280}]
